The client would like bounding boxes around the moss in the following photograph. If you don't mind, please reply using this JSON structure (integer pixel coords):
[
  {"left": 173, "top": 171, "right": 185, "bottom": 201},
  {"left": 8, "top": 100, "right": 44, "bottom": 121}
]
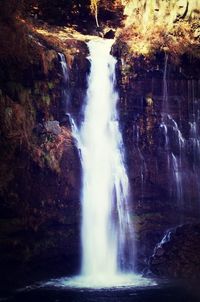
[
  {"left": 48, "top": 82, "right": 55, "bottom": 90},
  {"left": 44, "top": 153, "right": 60, "bottom": 173},
  {"left": 117, "top": 2, "right": 200, "bottom": 58},
  {"left": 42, "top": 95, "right": 51, "bottom": 106},
  {"left": 5, "top": 107, "right": 13, "bottom": 118}
]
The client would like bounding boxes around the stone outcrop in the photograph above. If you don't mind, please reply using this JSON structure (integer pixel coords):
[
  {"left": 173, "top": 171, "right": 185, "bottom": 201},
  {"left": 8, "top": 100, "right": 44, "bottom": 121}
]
[{"left": 149, "top": 224, "right": 200, "bottom": 279}]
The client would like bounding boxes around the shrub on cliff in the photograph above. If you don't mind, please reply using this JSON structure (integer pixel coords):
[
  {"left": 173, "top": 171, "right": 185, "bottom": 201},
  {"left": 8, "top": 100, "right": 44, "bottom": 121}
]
[{"left": 117, "top": 0, "right": 200, "bottom": 57}]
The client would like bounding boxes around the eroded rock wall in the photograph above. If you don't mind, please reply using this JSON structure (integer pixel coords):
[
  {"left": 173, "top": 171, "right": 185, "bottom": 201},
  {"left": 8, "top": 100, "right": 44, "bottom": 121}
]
[
  {"left": 0, "top": 30, "right": 89, "bottom": 287},
  {"left": 113, "top": 43, "right": 200, "bottom": 270}
]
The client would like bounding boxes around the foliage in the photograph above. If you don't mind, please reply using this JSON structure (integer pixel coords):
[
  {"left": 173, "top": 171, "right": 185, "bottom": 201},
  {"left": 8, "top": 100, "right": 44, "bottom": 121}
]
[{"left": 117, "top": 0, "right": 200, "bottom": 57}]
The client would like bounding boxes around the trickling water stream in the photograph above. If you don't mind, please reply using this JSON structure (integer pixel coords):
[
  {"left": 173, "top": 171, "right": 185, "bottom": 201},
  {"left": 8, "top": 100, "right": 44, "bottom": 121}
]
[{"left": 160, "top": 54, "right": 185, "bottom": 217}]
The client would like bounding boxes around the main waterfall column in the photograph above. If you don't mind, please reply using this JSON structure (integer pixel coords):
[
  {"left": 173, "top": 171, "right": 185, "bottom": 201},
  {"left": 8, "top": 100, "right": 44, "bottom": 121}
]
[
  {"left": 74, "top": 39, "right": 135, "bottom": 282},
  {"left": 45, "top": 40, "right": 155, "bottom": 289}
]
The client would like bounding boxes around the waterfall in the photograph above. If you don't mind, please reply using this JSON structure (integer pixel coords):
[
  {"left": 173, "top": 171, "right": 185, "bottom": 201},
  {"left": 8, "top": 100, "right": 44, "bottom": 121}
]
[
  {"left": 55, "top": 41, "right": 154, "bottom": 288},
  {"left": 79, "top": 39, "right": 134, "bottom": 280}
]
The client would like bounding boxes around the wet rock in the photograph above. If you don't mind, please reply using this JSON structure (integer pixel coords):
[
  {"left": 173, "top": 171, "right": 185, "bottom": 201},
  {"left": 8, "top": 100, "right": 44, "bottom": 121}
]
[
  {"left": 113, "top": 41, "right": 200, "bottom": 270},
  {"left": 155, "top": 247, "right": 164, "bottom": 257},
  {"left": 149, "top": 224, "right": 200, "bottom": 279},
  {"left": 104, "top": 29, "right": 115, "bottom": 39}
]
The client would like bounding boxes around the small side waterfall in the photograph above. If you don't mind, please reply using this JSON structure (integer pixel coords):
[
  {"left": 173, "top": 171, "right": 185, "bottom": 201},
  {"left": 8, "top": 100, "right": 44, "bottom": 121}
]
[
  {"left": 160, "top": 54, "right": 185, "bottom": 216},
  {"left": 58, "top": 53, "right": 69, "bottom": 82},
  {"left": 188, "top": 81, "right": 200, "bottom": 213},
  {"left": 158, "top": 54, "right": 200, "bottom": 219}
]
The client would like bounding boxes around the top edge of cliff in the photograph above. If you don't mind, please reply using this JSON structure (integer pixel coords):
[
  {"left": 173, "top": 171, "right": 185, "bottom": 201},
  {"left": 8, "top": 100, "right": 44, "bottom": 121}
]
[{"left": 0, "top": 0, "right": 199, "bottom": 60}]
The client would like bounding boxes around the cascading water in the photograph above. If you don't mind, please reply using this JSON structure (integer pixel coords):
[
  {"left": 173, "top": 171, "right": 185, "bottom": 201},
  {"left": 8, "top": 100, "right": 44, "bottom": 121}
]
[
  {"left": 71, "top": 39, "right": 137, "bottom": 287},
  {"left": 160, "top": 54, "right": 185, "bottom": 216},
  {"left": 51, "top": 39, "right": 155, "bottom": 288},
  {"left": 79, "top": 40, "right": 134, "bottom": 280},
  {"left": 58, "top": 53, "right": 68, "bottom": 82}
]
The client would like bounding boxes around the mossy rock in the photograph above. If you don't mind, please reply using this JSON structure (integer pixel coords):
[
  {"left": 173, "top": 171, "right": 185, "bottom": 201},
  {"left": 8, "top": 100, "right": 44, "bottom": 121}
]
[
  {"left": 42, "top": 95, "right": 51, "bottom": 106},
  {"left": 48, "top": 82, "right": 55, "bottom": 90}
]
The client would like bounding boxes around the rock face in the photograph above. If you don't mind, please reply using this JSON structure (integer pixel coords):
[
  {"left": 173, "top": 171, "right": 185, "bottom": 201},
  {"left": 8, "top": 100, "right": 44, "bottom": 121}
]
[
  {"left": 113, "top": 43, "right": 200, "bottom": 270},
  {"left": 149, "top": 224, "right": 200, "bottom": 279},
  {"left": 124, "top": 0, "right": 200, "bottom": 27},
  {"left": 0, "top": 22, "right": 89, "bottom": 287}
]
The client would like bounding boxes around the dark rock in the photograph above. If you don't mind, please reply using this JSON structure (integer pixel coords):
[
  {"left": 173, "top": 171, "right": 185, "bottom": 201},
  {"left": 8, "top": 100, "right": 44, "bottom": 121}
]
[
  {"left": 104, "top": 29, "right": 115, "bottom": 39},
  {"left": 155, "top": 247, "right": 164, "bottom": 256},
  {"left": 149, "top": 224, "right": 200, "bottom": 279},
  {"left": 113, "top": 43, "right": 200, "bottom": 269}
]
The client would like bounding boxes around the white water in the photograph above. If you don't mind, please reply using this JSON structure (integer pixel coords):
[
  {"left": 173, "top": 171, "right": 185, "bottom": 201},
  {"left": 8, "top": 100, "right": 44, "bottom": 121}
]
[
  {"left": 58, "top": 53, "right": 68, "bottom": 82},
  {"left": 54, "top": 40, "right": 155, "bottom": 288},
  {"left": 80, "top": 39, "right": 134, "bottom": 280},
  {"left": 160, "top": 54, "right": 185, "bottom": 215}
]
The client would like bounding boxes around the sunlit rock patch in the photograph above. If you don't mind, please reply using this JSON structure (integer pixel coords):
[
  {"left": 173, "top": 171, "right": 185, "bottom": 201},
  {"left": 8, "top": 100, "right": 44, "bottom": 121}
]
[{"left": 118, "top": 0, "right": 200, "bottom": 56}]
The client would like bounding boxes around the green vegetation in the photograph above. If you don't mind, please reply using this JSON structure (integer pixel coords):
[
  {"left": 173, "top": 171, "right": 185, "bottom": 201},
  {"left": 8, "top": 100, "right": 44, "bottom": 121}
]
[{"left": 117, "top": 0, "right": 200, "bottom": 57}]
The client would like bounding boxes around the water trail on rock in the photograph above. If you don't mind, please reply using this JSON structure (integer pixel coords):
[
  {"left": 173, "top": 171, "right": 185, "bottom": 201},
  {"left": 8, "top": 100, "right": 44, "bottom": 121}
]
[{"left": 160, "top": 54, "right": 184, "bottom": 217}]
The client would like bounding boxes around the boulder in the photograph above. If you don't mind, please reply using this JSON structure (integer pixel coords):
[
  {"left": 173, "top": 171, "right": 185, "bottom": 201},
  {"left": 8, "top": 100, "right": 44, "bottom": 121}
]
[
  {"left": 149, "top": 224, "right": 200, "bottom": 279},
  {"left": 44, "top": 120, "right": 61, "bottom": 135}
]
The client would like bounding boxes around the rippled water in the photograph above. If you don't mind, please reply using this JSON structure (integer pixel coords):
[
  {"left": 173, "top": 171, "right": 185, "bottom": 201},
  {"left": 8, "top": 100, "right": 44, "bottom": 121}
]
[
  {"left": 43, "top": 273, "right": 156, "bottom": 289},
  {"left": 2, "top": 281, "right": 200, "bottom": 302}
]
